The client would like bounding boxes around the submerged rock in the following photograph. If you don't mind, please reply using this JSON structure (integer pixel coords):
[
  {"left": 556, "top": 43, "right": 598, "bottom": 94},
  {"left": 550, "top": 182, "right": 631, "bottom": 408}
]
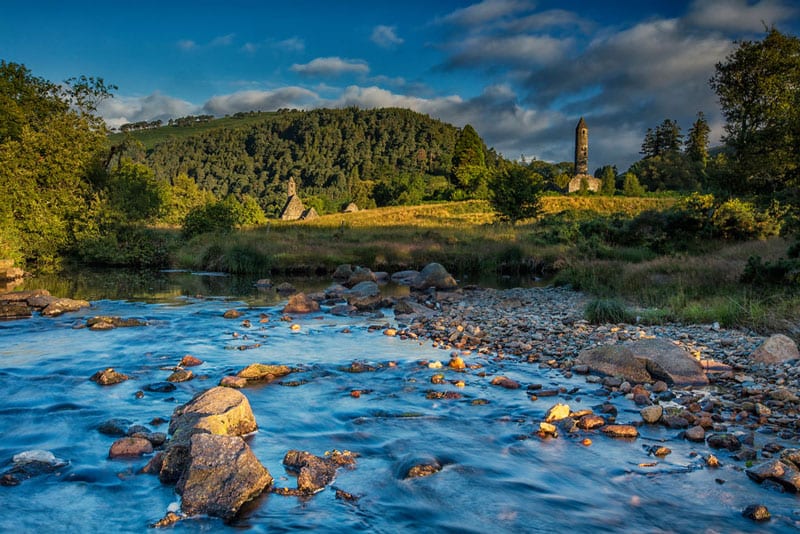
[
  {"left": 406, "top": 462, "right": 442, "bottom": 479},
  {"left": 742, "top": 504, "right": 770, "bottom": 522},
  {"left": 177, "top": 433, "right": 272, "bottom": 521},
  {"left": 167, "top": 369, "right": 194, "bottom": 383},
  {"left": 1, "top": 450, "right": 68, "bottom": 485},
  {"left": 276, "top": 449, "right": 358, "bottom": 495}
]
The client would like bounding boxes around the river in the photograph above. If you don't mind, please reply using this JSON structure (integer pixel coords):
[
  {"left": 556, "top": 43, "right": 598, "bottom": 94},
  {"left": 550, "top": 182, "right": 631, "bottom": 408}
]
[{"left": 0, "top": 271, "right": 796, "bottom": 532}]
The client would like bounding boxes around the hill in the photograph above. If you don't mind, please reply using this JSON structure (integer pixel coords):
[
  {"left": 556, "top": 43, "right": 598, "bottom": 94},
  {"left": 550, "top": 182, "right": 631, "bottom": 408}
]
[{"left": 112, "top": 108, "right": 501, "bottom": 217}]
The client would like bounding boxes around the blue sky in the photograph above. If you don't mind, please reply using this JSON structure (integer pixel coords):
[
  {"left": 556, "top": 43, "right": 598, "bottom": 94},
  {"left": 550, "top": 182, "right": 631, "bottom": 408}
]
[{"left": 2, "top": 0, "right": 798, "bottom": 169}]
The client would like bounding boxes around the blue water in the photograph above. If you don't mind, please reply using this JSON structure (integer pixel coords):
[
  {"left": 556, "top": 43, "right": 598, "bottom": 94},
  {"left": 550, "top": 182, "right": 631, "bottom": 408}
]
[{"left": 1, "top": 275, "right": 798, "bottom": 532}]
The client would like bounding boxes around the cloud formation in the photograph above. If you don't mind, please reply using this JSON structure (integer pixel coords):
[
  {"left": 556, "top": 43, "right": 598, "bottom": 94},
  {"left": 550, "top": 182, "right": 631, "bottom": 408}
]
[
  {"left": 290, "top": 57, "right": 370, "bottom": 76},
  {"left": 685, "top": 0, "right": 797, "bottom": 32},
  {"left": 441, "top": 0, "right": 533, "bottom": 27},
  {"left": 99, "top": 92, "right": 197, "bottom": 129},
  {"left": 202, "top": 87, "right": 320, "bottom": 115},
  {"left": 371, "top": 25, "right": 404, "bottom": 48}
]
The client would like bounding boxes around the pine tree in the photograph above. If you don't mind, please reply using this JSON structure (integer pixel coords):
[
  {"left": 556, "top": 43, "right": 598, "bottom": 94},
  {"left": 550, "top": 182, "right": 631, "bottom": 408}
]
[{"left": 685, "top": 112, "right": 711, "bottom": 167}]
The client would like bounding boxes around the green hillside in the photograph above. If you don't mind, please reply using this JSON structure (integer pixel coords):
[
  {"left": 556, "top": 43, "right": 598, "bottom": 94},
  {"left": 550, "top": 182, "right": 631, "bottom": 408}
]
[{"left": 111, "top": 108, "right": 501, "bottom": 217}]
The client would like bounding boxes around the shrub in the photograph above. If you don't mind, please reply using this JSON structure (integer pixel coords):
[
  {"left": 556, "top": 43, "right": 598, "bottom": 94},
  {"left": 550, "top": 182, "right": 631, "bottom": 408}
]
[
  {"left": 585, "top": 298, "right": 632, "bottom": 324},
  {"left": 182, "top": 202, "right": 238, "bottom": 238},
  {"left": 741, "top": 255, "right": 800, "bottom": 287}
]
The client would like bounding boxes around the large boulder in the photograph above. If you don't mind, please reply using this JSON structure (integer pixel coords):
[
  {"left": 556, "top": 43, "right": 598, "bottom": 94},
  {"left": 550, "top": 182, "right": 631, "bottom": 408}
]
[
  {"left": 576, "top": 339, "right": 707, "bottom": 386},
  {"left": 411, "top": 263, "right": 457, "bottom": 290},
  {"left": 177, "top": 433, "right": 272, "bottom": 521},
  {"left": 346, "top": 281, "right": 380, "bottom": 298},
  {"left": 626, "top": 338, "right": 708, "bottom": 386},
  {"left": 159, "top": 387, "right": 258, "bottom": 483},
  {"left": 576, "top": 345, "right": 651, "bottom": 383},
  {"left": 751, "top": 334, "right": 799, "bottom": 364}
]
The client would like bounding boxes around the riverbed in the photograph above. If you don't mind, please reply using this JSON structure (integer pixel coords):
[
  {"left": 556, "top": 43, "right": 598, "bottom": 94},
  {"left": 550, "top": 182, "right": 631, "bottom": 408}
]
[{"left": 1, "top": 272, "right": 797, "bottom": 532}]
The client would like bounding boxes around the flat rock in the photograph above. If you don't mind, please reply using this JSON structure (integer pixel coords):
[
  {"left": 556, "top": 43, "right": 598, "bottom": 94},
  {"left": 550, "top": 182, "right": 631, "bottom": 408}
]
[
  {"left": 576, "top": 345, "right": 651, "bottom": 383},
  {"left": 346, "top": 281, "right": 380, "bottom": 298},
  {"left": 41, "top": 298, "right": 90, "bottom": 317},
  {"left": 490, "top": 376, "right": 520, "bottom": 389},
  {"left": 219, "top": 376, "right": 248, "bottom": 388},
  {"left": 746, "top": 459, "right": 800, "bottom": 493},
  {"left": 751, "top": 334, "right": 799, "bottom": 364},
  {"left": 236, "top": 363, "right": 291, "bottom": 382},
  {"left": 0, "top": 302, "right": 32, "bottom": 319},
  {"left": 625, "top": 338, "right": 708, "bottom": 386},
  {"left": 600, "top": 425, "right": 638, "bottom": 438},
  {"left": 177, "top": 433, "right": 272, "bottom": 521},
  {"left": 577, "top": 414, "right": 605, "bottom": 430},
  {"left": 167, "top": 369, "right": 194, "bottom": 383}
]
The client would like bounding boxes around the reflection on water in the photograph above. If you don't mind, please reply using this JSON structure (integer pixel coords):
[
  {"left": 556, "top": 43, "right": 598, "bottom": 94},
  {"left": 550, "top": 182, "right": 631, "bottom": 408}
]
[{"left": 1, "top": 274, "right": 797, "bottom": 532}]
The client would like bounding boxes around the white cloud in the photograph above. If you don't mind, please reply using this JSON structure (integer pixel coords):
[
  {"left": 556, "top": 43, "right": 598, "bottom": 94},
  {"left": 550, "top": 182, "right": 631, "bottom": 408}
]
[
  {"left": 371, "top": 25, "right": 404, "bottom": 48},
  {"left": 177, "top": 33, "right": 236, "bottom": 51},
  {"left": 685, "top": 0, "right": 797, "bottom": 32},
  {"left": 202, "top": 87, "right": 320, "bottom": 115},
  {"left": 290, "top": 57, "right": 370, "bottom": 76},
  {"left": 441, "top": 0, "right": 533, "bottom": 27},
  {"left": 98, "top": 92, "right": 197, "bottom": 129},
  {"left": 210, "top": 33, "right": 235, "bottom": 47},
  {"left": 446, "top": 34, "right": 573, "bottom": 67},
  {"left": 177, "top": 39, "right": 196, "bottom": 51},
  {"left": 276, "top": 37, "right": 305, "bottom": 52}
]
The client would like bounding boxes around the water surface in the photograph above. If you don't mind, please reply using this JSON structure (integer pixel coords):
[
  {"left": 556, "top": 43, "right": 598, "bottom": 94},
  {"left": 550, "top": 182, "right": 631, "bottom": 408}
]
[{"left": 1, "top": 273, "right": 797, "bottom": 532}]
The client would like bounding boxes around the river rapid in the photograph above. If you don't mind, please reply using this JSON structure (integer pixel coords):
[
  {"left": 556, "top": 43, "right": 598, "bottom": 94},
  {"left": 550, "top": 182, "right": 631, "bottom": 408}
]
[{"left": 0, "top": 271, "right": 797, "bottom": 532}]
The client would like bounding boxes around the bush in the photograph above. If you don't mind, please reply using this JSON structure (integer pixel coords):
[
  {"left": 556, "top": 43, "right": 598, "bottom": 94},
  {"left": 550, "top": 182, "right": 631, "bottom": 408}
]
[
  {"left": 741, "top": 255, "right": 800, "bottom": 287},
  {"left": 585, "top": 298, "right": 633, "bottom": 324},
  {"left": 182, "top": 202, "right": 238, "bottom": 238}
]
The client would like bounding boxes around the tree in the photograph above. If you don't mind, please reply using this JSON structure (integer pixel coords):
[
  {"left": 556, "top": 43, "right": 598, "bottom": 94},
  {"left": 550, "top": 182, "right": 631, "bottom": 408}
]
[
  {"left": 452, "top": 124, "right": 489, "bottom": 198},
  {"left": 641, "top": 119, "right": 682, "bottom": 158},
  {"left": 489, "top": 165, "right": 544, "bottom": 224},
  {"left": 709, "top": 27, "right": 800, "bottom": 195},
  {"left": 685, "top": 111, "right": 711, "bottom": 167},
  {"left": 622, "top": 172, "right": 646, "bottom": 196},
  {"left": 107, "top": 158, "right": 165, "bottom": 223},
  {"left": 597, "top": 165, "right": 617, "bottom": 195}
]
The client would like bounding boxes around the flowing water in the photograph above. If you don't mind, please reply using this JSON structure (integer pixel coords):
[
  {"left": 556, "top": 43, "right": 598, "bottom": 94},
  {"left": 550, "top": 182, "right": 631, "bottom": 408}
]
[{"left": 1, "top": 271, "right": 797, "bottom": 532}]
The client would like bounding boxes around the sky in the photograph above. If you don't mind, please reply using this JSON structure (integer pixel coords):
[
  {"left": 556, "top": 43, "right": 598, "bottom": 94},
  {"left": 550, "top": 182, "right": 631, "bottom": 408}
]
[{"left": 1, "top": 0, "right": 798, "bottom": 170}]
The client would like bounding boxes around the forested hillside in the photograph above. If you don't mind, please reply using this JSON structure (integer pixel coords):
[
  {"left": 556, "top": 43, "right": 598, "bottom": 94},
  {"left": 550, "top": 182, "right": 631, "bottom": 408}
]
[{"left": 136, "top": 108, "right": 502, "bottom": 216}]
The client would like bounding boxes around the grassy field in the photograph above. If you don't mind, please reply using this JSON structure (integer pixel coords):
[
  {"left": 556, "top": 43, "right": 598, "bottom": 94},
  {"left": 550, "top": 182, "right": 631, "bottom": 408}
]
[{"left": 168, "top": 195, "right": 798, "bottom": 336}]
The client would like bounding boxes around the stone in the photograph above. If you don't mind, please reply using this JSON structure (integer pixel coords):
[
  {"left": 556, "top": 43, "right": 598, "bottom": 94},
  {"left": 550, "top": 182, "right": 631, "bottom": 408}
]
[
  {"left": 600, "top": 425, "right": 638, "bottom": 438},
  {"left": 219, "top": 376, "right": 248, "bottom": 388},
  {"left": 167, "top": 369, "right": 194, "bottom": 383},
  {"left": 177, "top": 433, "right": 272, "bottom": 521},
  {"left": 97, "top": 418, "right": 133, "bottom": 436},
  {"left": 332, "top": 264, "right": 353, "bottom": 282},
  {"left": 236, "top": 363, "right": 292, "bottom": 382},
  {"left": 179, "top": 355, "right": 204, "bottom": 367},
  {"left": 411, "top": 263, "right": 457, "bottom": 290},
  {"left": 283, "top": 293, "right": 320, "bottom": 314},
  {"left": 640, "top": 405, "right": 663, "bottom": 424},
  {"left": 41, "top": 298, "right": 90, "bottom": 317},
  {"left": 275, "top": 282, "right": 297, "bottom": 295},
  {"left": 90, "top": 368, "right": 129, "bottom": 386},
  {"left": 0, "top": 302, "right": 32, "bottom": 319},
  {"left": 145, "top": 382, "right": 177, "bottom": 393},
  {"left": 406, "top": 462, "right": 442, "bottom": 479},
  {"left": 223, "top": 309, "right": 242, "bottom": 319},
  {"left": 346, "top": 281, "right": 380, "bottom": 298},
  {"left": 108, "top": 437, "right": 153, "bottom": 458},
  {"left": 160, "top": 387, "right": 259, "bottom": 484},
  {"left": 86, "top": 316, "right": 147, "bottom": 329},
  {"left": 169, "top": 387, "right": 258, "bottom": 441},
  {"left": 346, "top": 267, "right": 377, "bottom": 287},
  {"left": 1, "top": 450, "right": 67, "bottom": 484},
  {"left": 751, "top": 334, "right": 799, "bottom": 364},
  {"left": 742, "top": 504, "right": 770, "bottom": 522},
  {"left": 545, "top": 403, "right": 571, "bottom": 423},
  {"left": 391, "top": 270, "right": 419, "bottom": 286},
  {"left": 685, "top": 425, "right": 706, "bottom": 442},
  {"left": 707, "top": 433, "right": 742, "bottom": 451},
  {"left": 490, "top": 376, "right": 520, "bottom": 389},
  {"left": 625, "top": 338, "right": 708, "bottom": 386},
  {"left": 278, "top": 450, "right": 357, "bottom": 494},
  {"left": 577, "top": 414, "right": 605, "bottom": 430},
  {"left": 746, "top": 459, "right": 800, "bottom": 493},
  {"left": 576, "top": 345, "right": 651, "bottom": 383}
]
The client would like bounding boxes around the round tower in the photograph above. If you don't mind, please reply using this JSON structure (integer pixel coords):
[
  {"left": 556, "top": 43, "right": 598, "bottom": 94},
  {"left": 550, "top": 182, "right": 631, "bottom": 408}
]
[{"left": 574, "top": 117, "right": 588, "bottom": 175}]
